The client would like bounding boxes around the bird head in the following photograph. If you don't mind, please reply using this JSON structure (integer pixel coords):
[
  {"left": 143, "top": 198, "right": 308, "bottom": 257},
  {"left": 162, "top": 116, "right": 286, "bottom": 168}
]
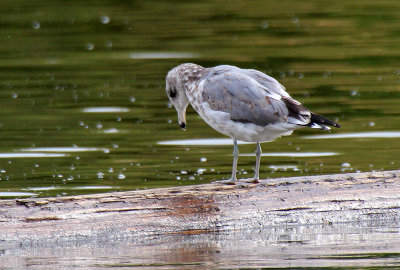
[{"left": 165, "top": 66, "right": 190, "bottom": 130}]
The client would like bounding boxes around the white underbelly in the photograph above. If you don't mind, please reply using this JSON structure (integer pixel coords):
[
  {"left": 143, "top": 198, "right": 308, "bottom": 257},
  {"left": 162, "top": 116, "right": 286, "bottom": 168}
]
[{"left": 197, "top": 102, "right": 300, "bottom": 142}]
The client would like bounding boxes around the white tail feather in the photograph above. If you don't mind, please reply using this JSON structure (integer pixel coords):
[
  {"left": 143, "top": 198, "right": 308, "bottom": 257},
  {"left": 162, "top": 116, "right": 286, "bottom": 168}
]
[{"left": 310, "top": 123, "right": 331, "bottom": 131}]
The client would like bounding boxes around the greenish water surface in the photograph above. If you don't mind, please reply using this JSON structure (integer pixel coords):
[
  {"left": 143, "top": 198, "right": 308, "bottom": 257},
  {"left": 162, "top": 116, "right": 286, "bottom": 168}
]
[
  {"left": 1, "top": 0, "right": 399, "bottom": 198},
  {"left": 1, "top": 0, "right": 400, "bottom": 268}
]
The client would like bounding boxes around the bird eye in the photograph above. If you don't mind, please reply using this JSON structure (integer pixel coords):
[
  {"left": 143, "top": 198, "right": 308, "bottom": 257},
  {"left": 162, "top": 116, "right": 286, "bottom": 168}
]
[{"left": 169, "top": 89, "right": 177, "bottom": 98}]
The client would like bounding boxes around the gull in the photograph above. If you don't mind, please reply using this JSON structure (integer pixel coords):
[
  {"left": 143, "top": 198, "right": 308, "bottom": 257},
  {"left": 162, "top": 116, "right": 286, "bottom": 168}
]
[{"left": 165, "top": 63, "right": 340, "bottom": 184}]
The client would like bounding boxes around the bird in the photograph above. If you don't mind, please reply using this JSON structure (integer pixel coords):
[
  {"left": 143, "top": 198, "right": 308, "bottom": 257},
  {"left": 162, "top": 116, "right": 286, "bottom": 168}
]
[{"left": 165, "top": 63, "right": 340, "bottom": 184}]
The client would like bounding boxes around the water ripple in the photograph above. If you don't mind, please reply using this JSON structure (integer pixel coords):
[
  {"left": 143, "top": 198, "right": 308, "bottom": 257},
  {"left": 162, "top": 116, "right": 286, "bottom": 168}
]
[
  {"left": 158, "top": 138, "right": 252, "bottom": 146},
  {"left": 19, "top": 147, "right": 110, "bottom": 153},
  {"left": 0, "top": 153, "right": 67, "bottom": 158},
  {"left": 241, "top": 152, "right": 339, "bottom": 157},
  {"left": 129, "top": 52, "right": 198, "bottom": 59},
  {"left": 304, "top": 131, "right": 400, "bottom": 139},
  {"left": 0, "top": 192, "right": 38, "bottom": 197},
  {"left": 82, "top": 107, "right": 130, "bottom": 113}
]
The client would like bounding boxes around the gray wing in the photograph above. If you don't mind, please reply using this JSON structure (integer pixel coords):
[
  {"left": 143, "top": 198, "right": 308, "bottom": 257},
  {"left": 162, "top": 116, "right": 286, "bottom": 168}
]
[
  {"left": 242, "top": 68, "right": 312, "bottom": 125},
  {"left": 242, "top": 68, "right": 290, "bottom": 98},
  {"left": 201, "top": 72, "right": 290, "bottom": 126},
  {"left": 206, "top": 65, "right": 284, "bottom": 100}
]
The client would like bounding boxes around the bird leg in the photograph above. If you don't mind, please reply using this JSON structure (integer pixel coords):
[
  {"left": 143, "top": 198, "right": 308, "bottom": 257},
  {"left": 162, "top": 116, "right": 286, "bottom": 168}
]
[
  {"left": 213, "top": 139, "right": 238, "bottom": 184},
  {"left": 230, "top": 139, "right": 239, "bottom": 181},
  {"left": 237, "top": 142, "right": 261, "bottom": 184},
  {"left": 252, "top": 142, "right": 262, "bottom": 183}
]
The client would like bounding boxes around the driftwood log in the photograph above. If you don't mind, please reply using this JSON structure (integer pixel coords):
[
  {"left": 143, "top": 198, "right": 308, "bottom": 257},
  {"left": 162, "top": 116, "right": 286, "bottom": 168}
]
[{"left": 1, "top": 170, "right": 400, "bottom": 245}]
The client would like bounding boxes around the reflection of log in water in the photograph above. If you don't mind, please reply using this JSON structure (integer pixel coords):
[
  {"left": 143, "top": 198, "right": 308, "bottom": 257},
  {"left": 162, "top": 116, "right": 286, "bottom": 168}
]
[{"left": 1, "top": 170, "right": 400, "bottom": 244}]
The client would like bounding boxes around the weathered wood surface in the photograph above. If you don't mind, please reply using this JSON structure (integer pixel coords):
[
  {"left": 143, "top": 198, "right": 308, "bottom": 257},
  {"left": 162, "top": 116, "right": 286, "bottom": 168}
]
[{"left": 1, "top": 170, "right": 400, "bottom": 244}]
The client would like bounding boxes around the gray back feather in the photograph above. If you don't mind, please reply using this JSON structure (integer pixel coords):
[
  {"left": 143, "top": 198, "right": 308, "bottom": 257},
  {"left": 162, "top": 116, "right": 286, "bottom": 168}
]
[
  {"left": 201, "top": 71, "right": 289, "bottom": 126},
  {"left": 206, "top": 65, "right": 290, "bottom": 98},
  {"left": 243, "top": 69, "right": 290, "bottom": 98}
]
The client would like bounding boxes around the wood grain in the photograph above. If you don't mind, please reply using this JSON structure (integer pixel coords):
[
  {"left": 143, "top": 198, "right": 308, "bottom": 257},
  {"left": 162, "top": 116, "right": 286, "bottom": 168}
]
[{"left": 1, "top": 170, "right": 400, "bottom": 244}]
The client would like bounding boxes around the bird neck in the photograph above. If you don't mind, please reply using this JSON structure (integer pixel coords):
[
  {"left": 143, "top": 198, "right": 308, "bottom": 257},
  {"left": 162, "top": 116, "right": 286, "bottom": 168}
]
[{"left": 178, "top": 63, "right": 206, "bottom": 96}]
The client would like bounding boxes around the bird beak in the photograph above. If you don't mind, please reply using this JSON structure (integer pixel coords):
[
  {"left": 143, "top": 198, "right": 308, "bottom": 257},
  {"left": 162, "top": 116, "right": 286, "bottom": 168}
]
[{"left": 177, "top": 108, "right": 186, "bottom": 131}]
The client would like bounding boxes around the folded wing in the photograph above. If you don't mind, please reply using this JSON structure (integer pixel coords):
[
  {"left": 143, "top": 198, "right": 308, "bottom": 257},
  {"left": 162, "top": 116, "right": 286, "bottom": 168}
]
[
  {"left": 201, "top": 71, "right": 310, "bottom": 127},
  {"left": 200, "top": 66, "right": 339, "bottom": 130}
]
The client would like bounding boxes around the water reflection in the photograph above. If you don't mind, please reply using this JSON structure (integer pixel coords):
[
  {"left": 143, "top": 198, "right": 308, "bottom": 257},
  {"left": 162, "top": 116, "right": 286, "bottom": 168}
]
[
  {"left": 100, "top": 128, "right": 123, "bottom": 134},
  {"left": 241, "top": 152, "right": 339, "bottom": 157},
  {"left": 24, "top": 186, "right": 60, "bottom": 191},
  {"left": 129, "top": 52, "right": 198, "bottom": 59},
  {"left": 19, "top": 147, "right": 110, "bottom": 153},
  {"left": 269, "top": 165, "right": 299, "bottom": 171},
  {"left": 304, "top": 131, "right": 400, "bottom": 139},
  {"left": 158, "top": 138, "right": 252, "bottom": 146},
  {"left": 81, "top": 107, "right": 130, "bottom": 113},
  {"left": 0, "top": 192, "right": 37, "bottom": 197},
  {"left": 22, "top": 186, "right": 118, "bottom": 191},
  {"left": 2, "top": 222, "right": 399, "bottom": 269},
  {"left": 0, "top": 153, "right": 68, "bottom": 158},
  {"left": 70, "top": 185, "right": 116, "bottom": 190}
]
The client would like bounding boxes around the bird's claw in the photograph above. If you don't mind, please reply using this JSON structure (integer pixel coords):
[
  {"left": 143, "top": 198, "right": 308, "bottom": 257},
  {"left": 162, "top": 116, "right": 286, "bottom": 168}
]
[
  {"left": 213, "top": 178, "right": 260, "bottom": 185},
  {"left": 212, "top": 179, "right": 237, "bottom": 185},
  {"left": 237, "top": 178, "right": 260, "bottom": 184}
]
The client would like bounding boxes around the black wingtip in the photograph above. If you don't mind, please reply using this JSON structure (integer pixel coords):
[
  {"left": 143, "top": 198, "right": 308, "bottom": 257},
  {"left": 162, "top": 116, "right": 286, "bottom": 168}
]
[{"left": 310, "top": 113, "right": 341, "bottom": 128}]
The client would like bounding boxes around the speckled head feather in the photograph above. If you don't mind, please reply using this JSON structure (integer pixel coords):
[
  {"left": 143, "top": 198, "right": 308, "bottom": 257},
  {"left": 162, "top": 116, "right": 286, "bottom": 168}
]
[{"left": 166, "top": 63, "right": 206, "bottom": 130}]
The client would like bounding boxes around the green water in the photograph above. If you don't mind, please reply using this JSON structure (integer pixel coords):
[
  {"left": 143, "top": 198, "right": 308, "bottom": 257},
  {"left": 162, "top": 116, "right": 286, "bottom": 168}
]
[
  {"left": 1, "top": 0, "right": 399, "bottom": 198},
  {"left": 1, "top": 0, "right": 400, "bottom": 268}
]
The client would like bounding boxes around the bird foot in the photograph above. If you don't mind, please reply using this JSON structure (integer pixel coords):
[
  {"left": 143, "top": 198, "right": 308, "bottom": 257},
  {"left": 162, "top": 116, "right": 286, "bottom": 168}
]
[
  {"left": 213, "top": 178, "right": 260, "bottom": 185},
  {"left": 212, "top": 179, "right": 237, "bottom": 185},
  {"left": 237, "top": 178, "right": 260, "bottom": 184}
]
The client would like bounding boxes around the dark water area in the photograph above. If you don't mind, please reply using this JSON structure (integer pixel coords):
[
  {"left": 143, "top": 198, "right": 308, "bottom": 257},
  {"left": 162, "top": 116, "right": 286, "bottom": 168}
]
[
  {"left": 0, "top": 0, "right": 399, "bottom": 198},
  {"left": 1, "top": 0, "right": 400, "bottom": 268}
]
